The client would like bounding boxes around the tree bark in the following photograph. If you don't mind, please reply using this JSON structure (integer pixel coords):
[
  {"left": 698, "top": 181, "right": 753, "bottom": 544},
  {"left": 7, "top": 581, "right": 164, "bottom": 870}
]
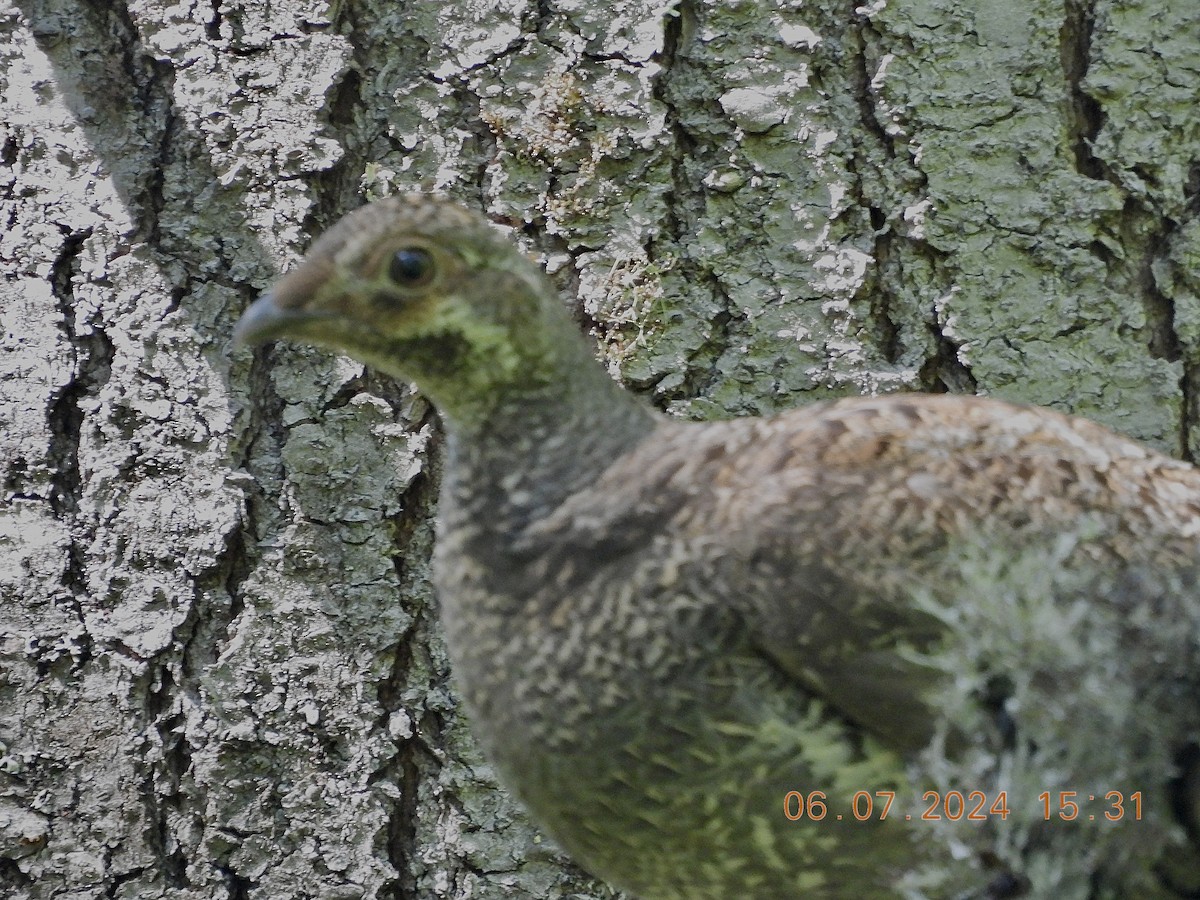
[{"left": 1, "top": 1, "right": 1197, "bottom": 897}]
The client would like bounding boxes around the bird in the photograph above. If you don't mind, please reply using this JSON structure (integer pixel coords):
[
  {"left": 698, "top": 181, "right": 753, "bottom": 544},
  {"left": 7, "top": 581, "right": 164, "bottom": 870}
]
[{"left": 235, "top": 194, "right": 1200, "bottom": 899}]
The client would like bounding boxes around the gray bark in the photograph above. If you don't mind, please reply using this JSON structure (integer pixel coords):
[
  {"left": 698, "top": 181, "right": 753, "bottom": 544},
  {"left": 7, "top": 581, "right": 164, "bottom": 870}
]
[{"left": 1, "top": 0, "right": 1197, "bottom": 897}]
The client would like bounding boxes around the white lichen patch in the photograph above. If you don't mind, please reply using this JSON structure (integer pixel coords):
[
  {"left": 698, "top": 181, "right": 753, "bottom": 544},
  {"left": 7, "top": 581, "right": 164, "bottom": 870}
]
[
  {"left": 903, "top": 198, "right": 933, "bottom": 239},
  {"left": 777, "top": 23, "right": 822, "bottom": 49},
  {"left": 719, "top": 87, "right": 790, "bottom": 133},
  {"left": 577, "top": 245, "right": 679, "bottom": 369}
]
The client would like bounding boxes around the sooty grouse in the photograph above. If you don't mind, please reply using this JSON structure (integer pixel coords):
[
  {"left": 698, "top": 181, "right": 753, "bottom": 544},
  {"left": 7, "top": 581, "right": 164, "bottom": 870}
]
[{"left": 235, "top": 195, "right": 1200, "bottom": 899}]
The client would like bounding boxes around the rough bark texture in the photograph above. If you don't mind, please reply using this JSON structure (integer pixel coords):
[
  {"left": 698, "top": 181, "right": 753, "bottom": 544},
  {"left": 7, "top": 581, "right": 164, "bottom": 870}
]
[{"left": 1, "top": 1, "right": 1197, "bottom": 898}]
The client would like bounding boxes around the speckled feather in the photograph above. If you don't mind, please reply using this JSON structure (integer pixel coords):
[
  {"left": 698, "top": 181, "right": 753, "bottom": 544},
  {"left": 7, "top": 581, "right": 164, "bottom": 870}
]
[{"left": 236, "top": 195, "right": 1200, "bottom": 899}]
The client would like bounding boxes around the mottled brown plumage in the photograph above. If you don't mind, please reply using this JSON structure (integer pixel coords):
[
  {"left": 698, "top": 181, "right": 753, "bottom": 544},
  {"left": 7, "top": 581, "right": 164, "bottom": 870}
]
[{"left": 236, "top": 195, "right": 1200, "bottom": 898}]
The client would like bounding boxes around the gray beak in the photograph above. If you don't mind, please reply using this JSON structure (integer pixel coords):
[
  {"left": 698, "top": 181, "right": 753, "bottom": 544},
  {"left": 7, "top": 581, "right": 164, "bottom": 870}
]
[{"left": 233, "top": 292, "right": 306, "bottom": 348}]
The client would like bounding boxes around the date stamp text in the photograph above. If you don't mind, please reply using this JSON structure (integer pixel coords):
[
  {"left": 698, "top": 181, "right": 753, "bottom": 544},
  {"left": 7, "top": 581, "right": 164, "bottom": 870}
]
[{"left": 782, "top": 790, "right": 1143, "bottom": 823}]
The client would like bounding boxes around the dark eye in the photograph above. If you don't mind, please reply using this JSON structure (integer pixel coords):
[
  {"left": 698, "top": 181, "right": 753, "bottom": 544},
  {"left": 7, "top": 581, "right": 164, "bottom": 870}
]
[{"left": 388, "top": 247, "right": 436, "bottom": 287}]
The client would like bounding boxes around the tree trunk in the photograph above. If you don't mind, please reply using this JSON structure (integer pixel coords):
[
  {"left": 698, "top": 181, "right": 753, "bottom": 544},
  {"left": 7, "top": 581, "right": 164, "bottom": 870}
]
[{"left": 2, "top": 1, "right": 1197, "bottom": 897}]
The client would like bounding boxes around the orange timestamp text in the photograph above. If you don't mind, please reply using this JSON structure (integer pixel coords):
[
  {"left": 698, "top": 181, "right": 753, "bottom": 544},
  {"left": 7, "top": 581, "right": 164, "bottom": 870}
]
[{"left": 783, "top": 790, "right": 1143, "bottom": 823}]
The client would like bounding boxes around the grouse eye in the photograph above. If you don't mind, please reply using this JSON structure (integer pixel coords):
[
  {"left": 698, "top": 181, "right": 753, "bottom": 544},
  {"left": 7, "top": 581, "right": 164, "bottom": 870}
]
[{"left": 388, "top": 247, "right": 436, "bottom": 288}]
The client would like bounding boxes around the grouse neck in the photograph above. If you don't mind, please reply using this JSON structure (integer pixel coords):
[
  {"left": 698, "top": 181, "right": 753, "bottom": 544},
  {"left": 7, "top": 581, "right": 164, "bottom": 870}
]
[{"left": 440, "top": 356, "right": 659, "bottom": 533}]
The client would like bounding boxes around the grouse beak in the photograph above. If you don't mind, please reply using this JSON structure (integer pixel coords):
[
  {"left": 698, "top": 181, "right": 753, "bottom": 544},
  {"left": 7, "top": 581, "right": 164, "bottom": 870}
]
[
  {"left": 234, "top": 256, "right": 338, "bottom": 348},
  {"left": 233, "top": 291, "right": 300, "bottom": 348}
]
